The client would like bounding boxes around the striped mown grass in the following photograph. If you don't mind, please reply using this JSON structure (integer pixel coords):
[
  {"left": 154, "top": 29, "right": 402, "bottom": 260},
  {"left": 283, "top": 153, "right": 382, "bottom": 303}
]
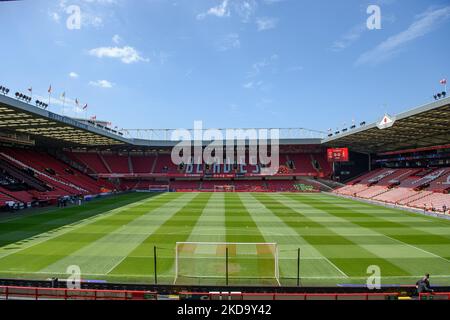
[{"left": 0, "top": 192, "right": 449, "bottom": 287}]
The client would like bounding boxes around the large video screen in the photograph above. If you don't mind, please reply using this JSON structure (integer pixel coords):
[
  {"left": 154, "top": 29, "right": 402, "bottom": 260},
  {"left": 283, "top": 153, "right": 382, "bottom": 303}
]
[{"left": 327, "top": 148, "right": 349, "bottom": 162}]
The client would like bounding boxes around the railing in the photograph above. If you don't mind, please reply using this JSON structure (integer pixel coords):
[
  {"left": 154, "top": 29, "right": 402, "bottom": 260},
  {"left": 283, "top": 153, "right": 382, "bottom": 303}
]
[
  {"left": 2, "top": 285, "right": 449, "bottom": 301},
  {"left": 179, "top": 292, "right": 402, "bottom": 301},
  {"left": 419, "top": 292, "right": 450, "bottom": 300},
  {"left": 0, "top": 286, "right": 156, "bottom": 300},
  {"left": 122, "top": 128, "right": 327, "bottom": 141}
]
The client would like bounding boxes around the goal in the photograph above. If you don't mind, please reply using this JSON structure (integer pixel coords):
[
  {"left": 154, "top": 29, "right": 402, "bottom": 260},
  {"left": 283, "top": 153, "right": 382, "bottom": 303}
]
[
  {"left": 148, "top": 185, "right": 170, "bottom": 192},
  {"left": 174, "top": 242, "right": 280, "bottom": 285},
  {"left": 214, "top": 185, "right": 235, "bottom": 192}
]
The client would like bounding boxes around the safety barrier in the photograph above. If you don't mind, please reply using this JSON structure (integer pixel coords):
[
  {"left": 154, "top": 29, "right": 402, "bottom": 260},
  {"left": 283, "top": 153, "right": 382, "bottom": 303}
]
[
  {"left": 0, "top": 286, "right": 156, "bottom": 300},
  {"left": 419, "top": 292, "right": 450, "bottom": 300},
  {"left": 179, "top": 292, "right": 402, "bottom": 301},
  {"left": 2, "top": 285, "right": 449, "bottom": 301}
]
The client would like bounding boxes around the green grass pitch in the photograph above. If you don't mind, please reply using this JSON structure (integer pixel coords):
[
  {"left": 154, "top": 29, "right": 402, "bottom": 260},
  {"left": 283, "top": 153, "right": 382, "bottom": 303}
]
[{"left": 0, "top": 192, "right": 449, "bottom": 287}]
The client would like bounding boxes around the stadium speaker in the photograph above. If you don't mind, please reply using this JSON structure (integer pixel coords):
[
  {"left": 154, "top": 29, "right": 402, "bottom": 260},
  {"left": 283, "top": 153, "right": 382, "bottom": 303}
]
[
  {"left": 350, "top": 125, "right": 356, "bottom": 129},
  {"left": 328, "top": 134, "right": 333, "bottom": 137},
  {"left": 360, "top": 121, "right": 366, "bottom": 126},
  {"left": 437, "top": 93, "right": 442, "bottom": 99},
  {"left": 442, "top": 91, "right": 447, "bottom": 97},
  {"left": 0, "top": 86, "right": 9, "bottom": 95},
  {"left": 15, "top": 92, "right": 20, "bottom": 98},
  {"left": 433, "top": 95, "right": 438, "bottom": 100}
]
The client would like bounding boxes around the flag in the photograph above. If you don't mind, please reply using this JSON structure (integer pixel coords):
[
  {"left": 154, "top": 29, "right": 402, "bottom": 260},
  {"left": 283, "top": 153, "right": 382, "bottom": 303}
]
[
  {"left": 440, "top": 79, "right": 447, "bottom": 85},
  {"left": 48, "top": 85, "right": 52, "bottom": 94},
  {"left": 91, "top": 115, "right": 96, "bottom": 120},
  {"left": 75, "top": 98, "right": 79, "bottom": 106},
  {"left": 27, "top": 87, "right": 32, "bottom": 93},
  {"left": 60, "top": 92, "right": 66, "bottom": 99},
  {"left": 83, "top": 103, "right": 88, "bottom": 110}
]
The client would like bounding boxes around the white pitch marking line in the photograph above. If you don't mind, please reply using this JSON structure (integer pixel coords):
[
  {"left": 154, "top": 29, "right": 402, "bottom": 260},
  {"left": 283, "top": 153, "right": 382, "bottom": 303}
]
[
  {"left": 381, "top": 234, "right": 450, "bottom": 264},
  {"left": 279, "top": 194, "right": 450, "bottom": 265},
  {"left": 1, "top": 269, "right": 449, "bottom": 280},
  {"left": 0, "top": 194, "right": 167, "bottom": 261}
]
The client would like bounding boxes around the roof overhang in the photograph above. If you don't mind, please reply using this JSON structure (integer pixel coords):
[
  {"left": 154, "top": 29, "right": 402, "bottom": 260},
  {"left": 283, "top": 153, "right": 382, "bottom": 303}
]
[
  {"left": 0, "top": 94, "right": 129, "bottom": 146},
  {"left": 322, "top": 97, "right": 450, "bottom": 154}
]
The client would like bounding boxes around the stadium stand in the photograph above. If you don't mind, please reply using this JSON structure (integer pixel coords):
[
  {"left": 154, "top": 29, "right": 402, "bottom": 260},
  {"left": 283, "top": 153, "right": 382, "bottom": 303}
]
[
  {"left": 0, "top": 87, "right": 448, "bottom": 215},
  {"left": 102, "top": 154, "right": 130, "bottom": 174},
  {"left": 131, "top": 155, "right": 156, "bottom": 173},
  {"left": 335, "top": 167, "right": 450, "bottom": 212}
]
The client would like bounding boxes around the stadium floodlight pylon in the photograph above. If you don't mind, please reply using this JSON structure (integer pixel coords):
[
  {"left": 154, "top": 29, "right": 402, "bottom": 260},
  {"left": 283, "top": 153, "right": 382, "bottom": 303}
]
[{"left": 174, "top": 242, "right": 280, "bottom": 286}]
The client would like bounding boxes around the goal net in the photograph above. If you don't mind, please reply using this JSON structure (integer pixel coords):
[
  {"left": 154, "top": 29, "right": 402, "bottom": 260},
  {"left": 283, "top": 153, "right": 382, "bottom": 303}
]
[
  {"left": 174, "top": 242, "right": 279, "bottom": 286},
  {"left": 148, "top": 185, "right": 170, "bottom": 192},
  {"left": 214, "top": 185, "right": 235, "bottom": 192}
]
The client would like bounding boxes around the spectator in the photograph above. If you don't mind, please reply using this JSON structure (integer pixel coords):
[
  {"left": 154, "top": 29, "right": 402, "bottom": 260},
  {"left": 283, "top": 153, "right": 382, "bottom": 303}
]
[
  {"left": 443, "top": 205, "right": 447, "bottom": 214},
  {"left": 416, "top": 274, "right": 434, "bottom": 295}
]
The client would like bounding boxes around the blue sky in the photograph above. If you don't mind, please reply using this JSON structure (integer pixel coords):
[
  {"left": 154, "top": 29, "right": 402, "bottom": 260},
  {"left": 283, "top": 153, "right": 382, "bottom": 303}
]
[{"left": 0, "top": 0, "right": 449, "bottom": 133}]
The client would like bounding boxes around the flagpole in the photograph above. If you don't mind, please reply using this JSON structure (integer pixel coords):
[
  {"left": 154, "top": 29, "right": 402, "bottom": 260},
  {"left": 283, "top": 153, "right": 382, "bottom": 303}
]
[{"left": 48, "top": 85, "right": 51, "bottom": 110}]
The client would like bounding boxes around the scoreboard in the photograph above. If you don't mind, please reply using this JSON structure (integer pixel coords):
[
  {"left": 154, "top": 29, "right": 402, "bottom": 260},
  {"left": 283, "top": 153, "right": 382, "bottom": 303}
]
[{"left": 327, "top": 148, "right": 349, "bottom": 162}]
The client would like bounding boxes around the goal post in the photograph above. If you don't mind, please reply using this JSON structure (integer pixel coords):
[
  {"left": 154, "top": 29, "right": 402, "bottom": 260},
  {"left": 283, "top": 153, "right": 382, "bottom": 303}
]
[
  {"left": 148, "top": 185, "right": 170, "bottom": 192},
  {"left": 214, "top": 185, "right": 235, "bottom": 192},
  {"left": 174, "top": 242, "right": 280, "bottom": 286}
]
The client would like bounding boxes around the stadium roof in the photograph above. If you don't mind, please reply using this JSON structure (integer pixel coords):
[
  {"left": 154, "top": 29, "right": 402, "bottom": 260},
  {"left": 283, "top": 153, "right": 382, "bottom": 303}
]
[
  {"left": 1, "top": 91, "right": 449, "bottom": 152},
  {"left": 322, "top": 97, "right": 450, "bottom": 154},
  {"left": 0, "top": 94, "right": 128, "bottom": 146}
]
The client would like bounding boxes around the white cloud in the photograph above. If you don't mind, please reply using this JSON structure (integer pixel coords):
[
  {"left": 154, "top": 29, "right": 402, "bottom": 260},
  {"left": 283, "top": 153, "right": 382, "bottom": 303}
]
[
  {"left": 215, "top": 33, "right": 241, "bottom": 51},
  {"left": 242, "top": 80, "right": 263, "bottom": 89},
  {"left": 233, "top": 0, "right": 257, "bottom": 23},
  {"left": 356, "top": 6, "right": 450, "bottom": 66},
  {"left": 89, "top": 80, "right": 115, "bottom": 88},
  {"left": 247, "top": 54, "right": 279, "bottom": 77},
  {"left": 331, "top": 24, "right": 366, "bottom": 52},
  {"left": 49, "top": 11, "right": 61, "bottom": 23},
  {"left": 69, "top": 72, "right": 79, "bottom": 79},
  {"left": 88, "top": 46, "right": 149, "bottom": 64},
  {"left": 256, "top": 17, "right": 278, "bottom": 31},
  {"left": 112, "top": 34, "right": 122, "bottom": 44},
  {"left": 51, "top": 0, "right": 117, "bottom": 29},
  {"left": 197, "top": 0, "right": 230, "bottom": 20},
  {"left": 196, "top": 0, "right": 257, "bottom": 22}
]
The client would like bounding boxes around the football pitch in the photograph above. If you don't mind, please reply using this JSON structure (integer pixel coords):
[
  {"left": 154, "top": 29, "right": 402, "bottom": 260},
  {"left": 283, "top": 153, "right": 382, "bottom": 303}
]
[{"left": 0, "top": 192, "right": 449, "bottom": 287}]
